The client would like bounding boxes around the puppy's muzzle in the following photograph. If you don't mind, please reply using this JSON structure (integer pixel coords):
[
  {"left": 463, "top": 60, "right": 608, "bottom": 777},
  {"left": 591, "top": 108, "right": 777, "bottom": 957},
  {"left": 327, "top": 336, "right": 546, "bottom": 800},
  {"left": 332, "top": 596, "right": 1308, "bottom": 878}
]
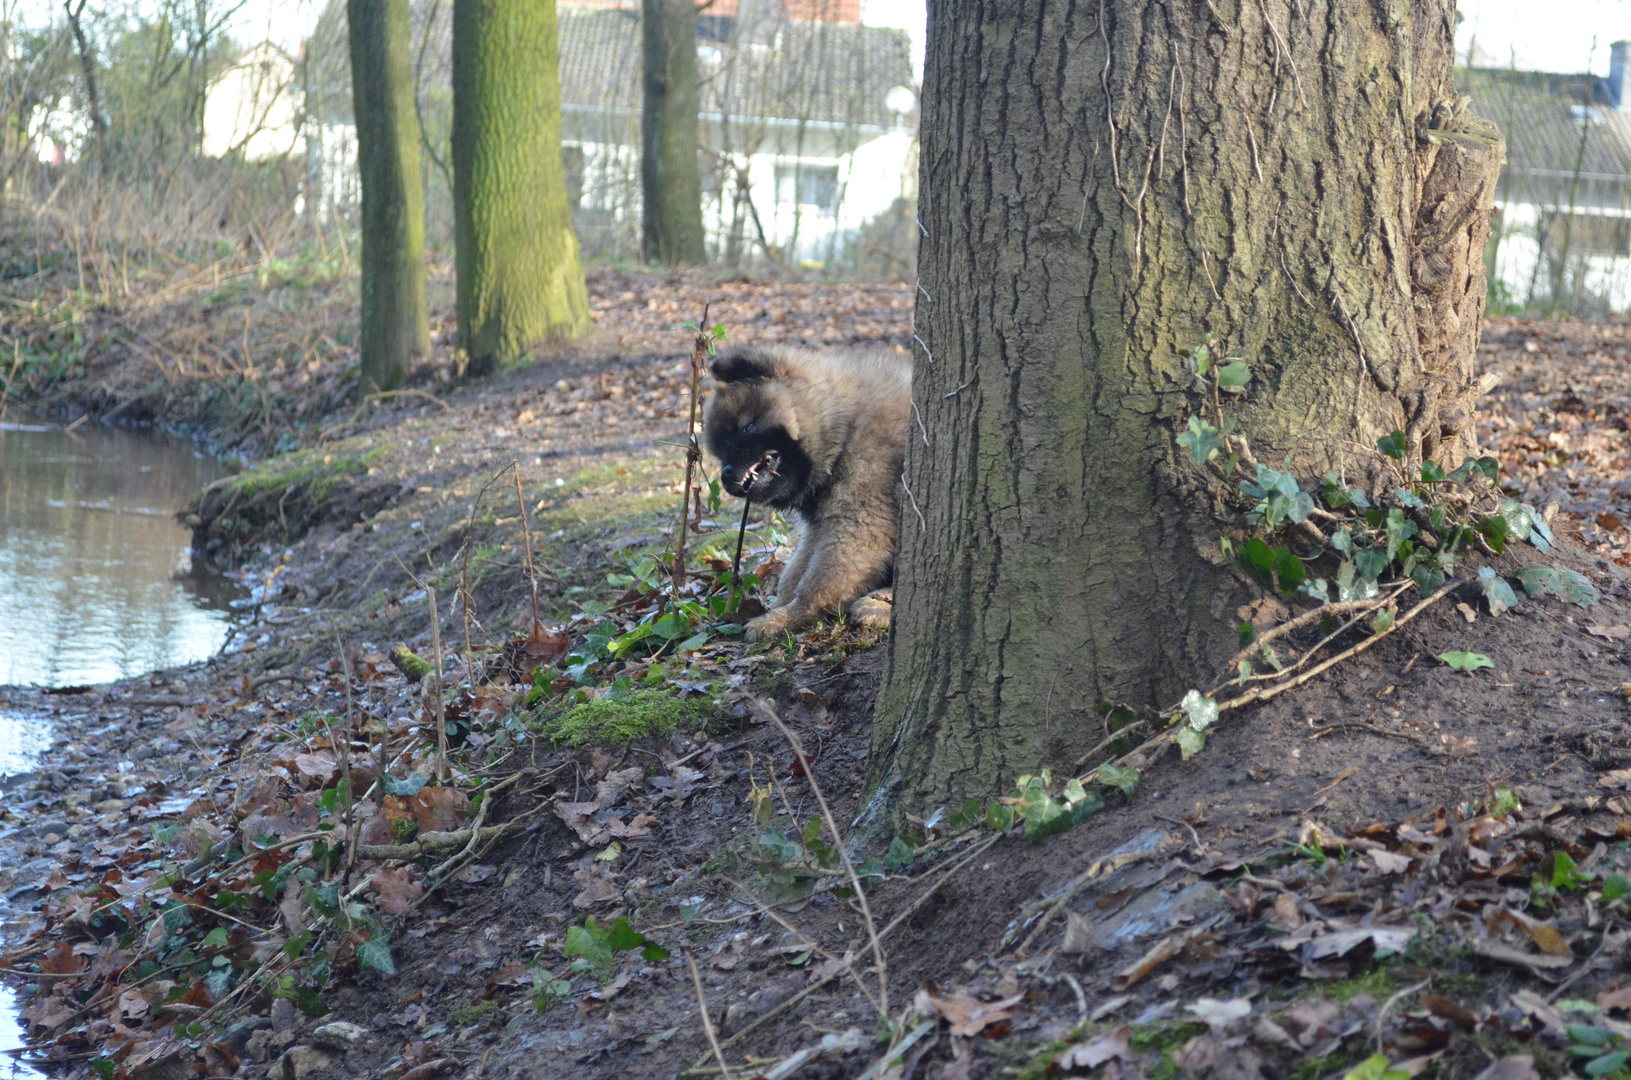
[{"left": 737, "top": 450, "right": 781, "bottom": 497}]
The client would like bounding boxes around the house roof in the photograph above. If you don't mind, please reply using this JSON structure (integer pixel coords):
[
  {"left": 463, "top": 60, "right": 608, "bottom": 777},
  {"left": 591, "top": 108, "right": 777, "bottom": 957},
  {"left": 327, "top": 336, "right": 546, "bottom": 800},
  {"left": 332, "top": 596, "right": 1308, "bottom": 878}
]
[
  {"left": 557, "top": 6, "right": 914, "bottom": 131},
  {"left": 1465, "top": 67, "right": 1631, "bottom": 211}
]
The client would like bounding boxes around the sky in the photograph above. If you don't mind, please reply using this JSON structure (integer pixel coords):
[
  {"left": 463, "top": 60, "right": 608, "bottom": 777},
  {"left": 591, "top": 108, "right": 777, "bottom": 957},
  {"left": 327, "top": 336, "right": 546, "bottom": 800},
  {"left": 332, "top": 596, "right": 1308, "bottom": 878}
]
[
  {"left": 18, "top": 1, "right": 1613, "bottom": 84},
  {"left": 1456, "top": 0, "right": 1631, "bottom": 73}
]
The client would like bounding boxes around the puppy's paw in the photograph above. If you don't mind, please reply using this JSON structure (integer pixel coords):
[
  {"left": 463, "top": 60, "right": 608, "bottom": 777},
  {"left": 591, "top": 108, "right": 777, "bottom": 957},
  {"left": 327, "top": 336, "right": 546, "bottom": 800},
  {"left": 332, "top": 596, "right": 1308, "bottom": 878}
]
[
  {"left": 745, "top": 608, "right": 795, "bottom": 643},
  {"left": 848, "top": 589, "right": 893, "bottom": 630}
]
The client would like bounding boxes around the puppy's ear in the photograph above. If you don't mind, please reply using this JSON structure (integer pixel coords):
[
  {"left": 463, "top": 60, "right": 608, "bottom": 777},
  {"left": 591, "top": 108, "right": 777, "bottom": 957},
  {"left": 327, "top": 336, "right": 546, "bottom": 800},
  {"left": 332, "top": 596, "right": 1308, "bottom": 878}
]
[{"left": 709, "top": 347, "right": 782, "bottom": 383}]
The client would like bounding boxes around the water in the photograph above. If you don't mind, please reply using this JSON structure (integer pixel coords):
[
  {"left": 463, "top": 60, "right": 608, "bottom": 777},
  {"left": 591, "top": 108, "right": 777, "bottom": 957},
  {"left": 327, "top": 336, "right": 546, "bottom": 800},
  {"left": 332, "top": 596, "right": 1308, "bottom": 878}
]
[
  {"left": 0, "top": 419, "right": 244, "bottom": 1076},
  {"left": 0, "top": 420, "right": 242, "bottom": 688}
]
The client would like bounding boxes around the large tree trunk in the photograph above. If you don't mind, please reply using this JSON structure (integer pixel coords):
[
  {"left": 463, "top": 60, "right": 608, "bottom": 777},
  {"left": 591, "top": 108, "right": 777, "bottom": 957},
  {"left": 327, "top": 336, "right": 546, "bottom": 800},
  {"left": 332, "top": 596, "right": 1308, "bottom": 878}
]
[
  {"left": 641, "top": 0, "right": 706, "bottom": 266},
  {"left": 451, "top": 0, "right": 590, "bottom": 377},
  {"left": 861, "top": 0, "right": 1503, "bottom": 828},
  {"left": 349, "top": 0, "right": 430, "bottom": 396}
]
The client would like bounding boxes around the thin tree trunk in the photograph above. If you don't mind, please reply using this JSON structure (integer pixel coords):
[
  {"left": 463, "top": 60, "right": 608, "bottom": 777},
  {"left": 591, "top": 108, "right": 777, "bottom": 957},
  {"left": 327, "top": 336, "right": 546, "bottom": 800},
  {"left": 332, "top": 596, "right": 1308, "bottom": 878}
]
[
  {"left": 641, "top": 0, "right": 705, "bottom": 265},
  {"left": 860, "top": 0, "right": 1504, "bottom": 829},
  {"left": 349, "top": 0, "right": 430, "bottom": 396},
  {"left": 63, "top": 0, "right": 108, "bottom": 180},
  {"left": 451, "top": 0, "right": 589, "bottom": 376}
]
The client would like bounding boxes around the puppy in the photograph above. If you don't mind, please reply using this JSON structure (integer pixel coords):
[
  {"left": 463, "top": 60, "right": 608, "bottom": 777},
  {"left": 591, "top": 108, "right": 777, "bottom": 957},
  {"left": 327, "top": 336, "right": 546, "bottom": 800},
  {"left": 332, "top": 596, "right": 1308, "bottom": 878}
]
[{"left": 702, "top": 344, "right": 910, "bottom": 640}]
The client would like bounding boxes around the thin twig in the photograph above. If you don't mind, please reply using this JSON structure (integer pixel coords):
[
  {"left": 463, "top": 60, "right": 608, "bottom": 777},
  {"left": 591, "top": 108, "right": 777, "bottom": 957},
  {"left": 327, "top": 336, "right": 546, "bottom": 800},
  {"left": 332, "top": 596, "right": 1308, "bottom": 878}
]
[
  {"left": 514, "top": 464, "right": 540, "bottom": 626},
  {"left": 672, "top": 304, "right": 712, "bottom": 597},
  {"left": 427, "top": 585, "right": 447, "bottom": 784},
  {"left": 687, "top": 948, "right": 734, "bottom": 1080},
  {"left": 764, "top": 707, "right": 888, "bottom": 1016}
]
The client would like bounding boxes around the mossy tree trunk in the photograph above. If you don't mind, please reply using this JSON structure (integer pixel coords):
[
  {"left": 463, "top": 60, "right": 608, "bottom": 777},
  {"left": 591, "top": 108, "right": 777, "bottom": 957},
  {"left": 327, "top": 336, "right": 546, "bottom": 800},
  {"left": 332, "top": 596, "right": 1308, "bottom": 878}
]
[
  {"left": 451, "top": 0, "right": 590, "bottom": 376},
  {"left": 861, "top": 0, "right": 1504, "bottom": 829},
  {"left": 349, "top": 0, "right": 431, "bottom": 396},
  {"left": 641, "top": 0, "right": 706, "bottom": 265}
]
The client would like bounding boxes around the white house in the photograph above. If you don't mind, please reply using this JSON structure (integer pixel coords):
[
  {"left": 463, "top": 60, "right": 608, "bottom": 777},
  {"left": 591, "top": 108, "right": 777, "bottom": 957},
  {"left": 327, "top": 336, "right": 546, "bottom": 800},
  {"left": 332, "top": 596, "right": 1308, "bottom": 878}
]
[
  {"left": 202, "top": 42, "right": 300, "bottom": 160},
  {"left": 556, "top": 1, "right": 918, "bottom": 266},
  {"left": 1471, "top": 44, "right": 1631, "bottom": 315}
]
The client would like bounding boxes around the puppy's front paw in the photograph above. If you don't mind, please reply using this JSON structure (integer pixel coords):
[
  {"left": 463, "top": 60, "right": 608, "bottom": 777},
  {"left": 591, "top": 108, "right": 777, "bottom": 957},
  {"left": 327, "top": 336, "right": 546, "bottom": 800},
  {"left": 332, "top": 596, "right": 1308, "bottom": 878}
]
[
  {"left": 745, "top": 608, "right": 794, "bottom": 643},
  {"left": 848, "top": 589, "right": 892, "bottom": 630}
]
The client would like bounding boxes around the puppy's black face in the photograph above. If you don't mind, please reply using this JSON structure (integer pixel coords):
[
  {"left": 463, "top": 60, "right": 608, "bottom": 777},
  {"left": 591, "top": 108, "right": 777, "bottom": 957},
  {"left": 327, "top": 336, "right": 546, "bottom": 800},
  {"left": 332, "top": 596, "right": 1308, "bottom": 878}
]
[{"left": 705, "top": 414, "right": 811, "bottom": 509}]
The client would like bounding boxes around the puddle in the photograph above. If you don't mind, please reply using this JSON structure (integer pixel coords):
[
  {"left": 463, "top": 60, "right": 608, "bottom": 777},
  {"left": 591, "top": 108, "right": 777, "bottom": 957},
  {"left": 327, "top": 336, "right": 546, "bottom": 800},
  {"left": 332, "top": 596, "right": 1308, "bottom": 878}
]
[{"left": 0, "top": 419, "right": 243, "bottom": 687}]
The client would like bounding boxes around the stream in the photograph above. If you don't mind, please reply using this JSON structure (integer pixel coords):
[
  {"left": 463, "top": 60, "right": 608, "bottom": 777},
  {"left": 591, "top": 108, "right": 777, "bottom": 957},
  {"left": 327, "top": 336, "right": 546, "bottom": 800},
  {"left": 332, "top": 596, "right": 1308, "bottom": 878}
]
[{"left": 0, "top": 418, "right": 245, "bottom": 1076}]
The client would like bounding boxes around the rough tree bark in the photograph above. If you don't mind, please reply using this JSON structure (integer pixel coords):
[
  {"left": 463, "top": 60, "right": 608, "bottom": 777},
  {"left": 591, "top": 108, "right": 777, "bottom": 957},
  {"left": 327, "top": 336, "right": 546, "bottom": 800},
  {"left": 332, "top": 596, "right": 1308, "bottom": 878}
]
[
  {"left": 349, "top": 0, "right": 430, "bottom": 396},
  {"left": 860, "top": 0, "right": 1504, "bottom": 828},
  {"left": 642, "top": 0, "right": 707, "bottom": 265},
  {"left": 451, "top": 0, "right": 590, "bottom": 376}
]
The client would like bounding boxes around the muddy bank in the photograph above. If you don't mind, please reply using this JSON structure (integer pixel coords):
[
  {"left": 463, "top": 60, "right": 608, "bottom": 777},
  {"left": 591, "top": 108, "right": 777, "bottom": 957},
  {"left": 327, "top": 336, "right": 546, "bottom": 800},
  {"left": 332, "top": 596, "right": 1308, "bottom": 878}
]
[{"left": 7, "top": 310, "right": 1631, "bottom": 1080}]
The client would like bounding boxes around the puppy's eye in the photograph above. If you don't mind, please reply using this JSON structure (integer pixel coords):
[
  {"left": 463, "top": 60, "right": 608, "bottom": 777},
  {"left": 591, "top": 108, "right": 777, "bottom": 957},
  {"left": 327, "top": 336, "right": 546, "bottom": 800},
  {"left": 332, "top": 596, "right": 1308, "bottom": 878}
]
[{"left": 739, "top": 421, "right": 755, "bottom": 435}]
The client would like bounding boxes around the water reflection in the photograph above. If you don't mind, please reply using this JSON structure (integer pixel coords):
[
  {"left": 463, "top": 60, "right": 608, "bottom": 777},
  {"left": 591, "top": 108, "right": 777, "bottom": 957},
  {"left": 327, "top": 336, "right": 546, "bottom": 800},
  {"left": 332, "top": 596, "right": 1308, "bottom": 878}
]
[{"left": 0, "top": 421, "right": 243, "bottom": 688}]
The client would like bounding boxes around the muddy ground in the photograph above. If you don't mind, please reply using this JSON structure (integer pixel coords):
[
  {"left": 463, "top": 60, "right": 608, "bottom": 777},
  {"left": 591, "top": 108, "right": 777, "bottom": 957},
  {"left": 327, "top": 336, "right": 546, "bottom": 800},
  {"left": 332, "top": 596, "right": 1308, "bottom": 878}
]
[{"left": 3, "top": 293, "right": 1631, "bottom": 1080}]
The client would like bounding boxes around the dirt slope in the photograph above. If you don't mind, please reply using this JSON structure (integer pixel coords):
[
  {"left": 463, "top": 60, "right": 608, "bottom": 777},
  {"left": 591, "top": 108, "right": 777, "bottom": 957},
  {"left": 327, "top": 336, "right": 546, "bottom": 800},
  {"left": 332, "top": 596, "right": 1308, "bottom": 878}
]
[{"left": 3, "top": 306, "right": 1631, "bottom": 1080}]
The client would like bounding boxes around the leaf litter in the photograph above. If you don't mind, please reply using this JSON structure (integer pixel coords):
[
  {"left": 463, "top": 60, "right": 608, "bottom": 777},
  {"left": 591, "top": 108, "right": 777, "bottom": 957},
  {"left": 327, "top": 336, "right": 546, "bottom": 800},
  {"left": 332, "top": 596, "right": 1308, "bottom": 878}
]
[{"left": 5, "top": 303, "right": 1631, "bottom": 1080}]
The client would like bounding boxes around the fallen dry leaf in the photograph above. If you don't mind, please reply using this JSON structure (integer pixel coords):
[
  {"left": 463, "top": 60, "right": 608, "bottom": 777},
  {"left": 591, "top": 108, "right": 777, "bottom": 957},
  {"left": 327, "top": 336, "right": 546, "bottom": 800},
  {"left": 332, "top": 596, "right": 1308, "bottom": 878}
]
[
  {"left": 1301, "top": 925, "right": 1414, "bottom": 959},
  {"left": 1369, "top": 849, "right": 1413, "bottom": 875},
  {"left": 1588, "top": 623, "right": 1631, "bottom": 641},
  {"left": 916, "top": 986, "right": 1025, "bottom": 1038},
  {"left": 1274, "top": 891, "right": 1304, "bottom": 930},
  {"left": 1602, "top": 770, "right": 1631, "bottom": 790},
  {"left": 1599, "top": 985, "right": 1631, "bottom": 1011},
  {"left": 370, "top": 867, "right": 424, "bottom": 916},
  {"left": 1055, "top": 1026, "right": 1131, "bottom": 1070},
  {"left": 1060, "top": 910, "right": 1094, "bottom": 954},
  {"left": 1185, "top": 997, "right": 1252, "bottom": 1033}
]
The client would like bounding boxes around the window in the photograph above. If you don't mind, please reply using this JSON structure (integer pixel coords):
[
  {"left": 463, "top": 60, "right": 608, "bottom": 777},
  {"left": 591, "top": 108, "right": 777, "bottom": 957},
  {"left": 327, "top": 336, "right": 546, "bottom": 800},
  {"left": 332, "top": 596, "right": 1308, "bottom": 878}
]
[{"left": 775, "top": 164, "right": 839, "bottom": 214}]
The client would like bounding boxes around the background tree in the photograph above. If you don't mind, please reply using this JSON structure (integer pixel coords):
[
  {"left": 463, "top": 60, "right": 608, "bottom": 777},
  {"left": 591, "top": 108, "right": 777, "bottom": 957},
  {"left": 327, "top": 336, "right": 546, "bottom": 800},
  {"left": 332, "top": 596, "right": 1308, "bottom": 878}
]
[
  {"left": 640, "top": 0, "right": 705, "bottom": 265},
  {"left": 451, "top": 0, "right": 589, "bottom": 376},
  {"left": 348, "top": 0, "right": 429, "bottom": 395},
  {"left": 862, "top": 0, "right": 1504, "bottom": 827}
]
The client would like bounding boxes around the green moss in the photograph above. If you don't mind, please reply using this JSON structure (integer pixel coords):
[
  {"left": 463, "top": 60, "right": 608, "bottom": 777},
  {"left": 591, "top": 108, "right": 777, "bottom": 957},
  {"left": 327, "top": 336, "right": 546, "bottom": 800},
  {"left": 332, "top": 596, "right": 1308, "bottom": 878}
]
[
  {"left": 224, "top": 451, "right": 365, "bottom": 501},
  {"left": 542, "top": 687, "right": 714, "bottom": 746},
  {"left": 1314, "top": 965, "right": 1395, "bottom": 1004},
  {"left": 449, "top": 999, "right": 497, "bottom": 1027}
]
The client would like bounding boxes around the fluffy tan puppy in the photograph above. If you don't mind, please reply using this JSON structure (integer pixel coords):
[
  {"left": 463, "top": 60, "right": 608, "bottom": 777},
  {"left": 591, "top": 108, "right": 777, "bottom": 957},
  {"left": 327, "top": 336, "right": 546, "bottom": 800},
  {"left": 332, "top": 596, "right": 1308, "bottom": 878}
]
[{"left": 702, "top": 344, "right": 910, "bottom": 641}]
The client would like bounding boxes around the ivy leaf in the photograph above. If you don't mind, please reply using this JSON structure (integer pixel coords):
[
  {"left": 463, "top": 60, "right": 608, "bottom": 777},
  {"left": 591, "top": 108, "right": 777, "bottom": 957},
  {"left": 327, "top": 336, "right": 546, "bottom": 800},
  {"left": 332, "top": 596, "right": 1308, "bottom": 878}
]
[
  {"left": 1419, "top": 461, "right": 1446, "bottom": 483},
  {"left": 1180, "top": 690, "right": 1218, "bottom": 732},
  {"left": 381, "top": 773, "right": 427, "bottom": 797},
  {"left": 1237, "top": 537, "right": 1278, "bottom": 590},
  {"left": 1341, "top": 1054, "right": 1412, "bottom": 1080},
  {"left": 1527, "top": 505, "right": 1556, "bottom": 553},
  {"left": 1479, "top": 566, "right": 1519, "bottom": 615},
  {"left": 1216, "top": 361, "right": 1251, "bottom": 389},
  {"left": 1238, "top": 622, "right": 1256, "bottom": 648},
  {"left": 1176, "top": 727, "right": 1206, "bottom": 760},
  {"left": 1299, "top": 578, "right": 1330, "bottom": 603},
  {"left": 1275, "top": 548, "right": 1307, "bottom": 594},
  {"left": 1498, "top": 498, "right": 1536, "bottom": 545},
  {"left": 1410, "top": 564, "right": 1445, "bottom": 595},
  {"left": 1097, "top": 763, "right": 1141, "bottom": 798},
  {"left": 1353, "top": 549, "right": 1390, "bottom": 583},
  {"left": 1017, "top": 784, "right": 1067, "bottom": 841},
  {"left": 1322, "top": 471, "right": 1370, "bottom": 510},
  {"left": 1438, "top": 651, "right": 1494, "bottom": 673},
  {"left": 1330, "top": 527, "right": 1352, "bottom": 554},
  {"left": 1177, "top": 417, "right": 1225, "bottom": 465},
  {"left": 1393, "top": 487, "right": 1426, "bottom": 511},
  {"left": 356, "top": 935, "right": 397, "bottom": 976},
  {"left": 1604, "top": 873, "right": 1631, "bottom": 904},
  {"left": 1516, "top": 564, "right": 1598, "bottom": 606},
  {"left": 1377, "top": 431, "right": 1407, "bottom": 459},
  {"left": 564, "top": 922, "right": 614, "bottom": 978},
  {"left": 1192, "top": 341, "right": 1212, "bottom": 377},
  {"left": 1447, "top": 456, "right": 1500, "bottom": 485},
  {"left": 1336, "top": 560, "right": 1380, "bottom": 603},
  {"left": 1372, "top": 607, "right": 1395, "bottom": 634},
  {"left": 1384, "top": 508, "right": 1418, "bottom": 558}
]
